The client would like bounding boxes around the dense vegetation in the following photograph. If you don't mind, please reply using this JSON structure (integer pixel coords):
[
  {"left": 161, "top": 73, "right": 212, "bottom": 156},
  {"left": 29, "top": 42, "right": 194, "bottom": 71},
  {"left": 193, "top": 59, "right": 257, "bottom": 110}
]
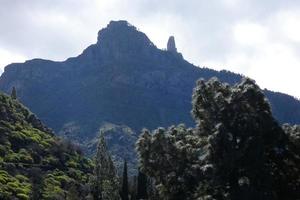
[
  {"left": 0, "top": 92, "right": 156, "bottom": 200},
  {"left": 0, "top": 92, "right": 94, "bottom": 199},
  {"left": 137, "top": 78, "right": 300, "bottom": 200}
]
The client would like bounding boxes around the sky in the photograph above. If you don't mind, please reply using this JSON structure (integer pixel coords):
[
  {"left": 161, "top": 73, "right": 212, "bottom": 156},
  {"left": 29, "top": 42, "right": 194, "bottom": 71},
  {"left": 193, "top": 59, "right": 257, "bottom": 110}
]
[{"left": 0, "top": 0, "right": 300, "bottom": 98}]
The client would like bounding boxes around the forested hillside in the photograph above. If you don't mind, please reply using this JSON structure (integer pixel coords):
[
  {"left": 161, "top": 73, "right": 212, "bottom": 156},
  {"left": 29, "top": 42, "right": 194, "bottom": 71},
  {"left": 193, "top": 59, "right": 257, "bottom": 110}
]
[{"left": 0, "top": 92, "right": 93, "bottom": 199}]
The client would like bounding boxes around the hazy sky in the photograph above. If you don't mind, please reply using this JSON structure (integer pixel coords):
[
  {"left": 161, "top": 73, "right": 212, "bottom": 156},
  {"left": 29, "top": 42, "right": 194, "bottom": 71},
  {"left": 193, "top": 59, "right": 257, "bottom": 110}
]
[{"left": 1, "top": 0, "right": 300, "bottom": 98}]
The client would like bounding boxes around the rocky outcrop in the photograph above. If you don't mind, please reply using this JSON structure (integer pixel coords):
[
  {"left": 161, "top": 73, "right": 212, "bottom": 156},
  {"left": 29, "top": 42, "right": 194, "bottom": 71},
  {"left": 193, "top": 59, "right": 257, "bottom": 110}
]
[{"left": 167, "top": 36, "right": 177, "bottom": 53}]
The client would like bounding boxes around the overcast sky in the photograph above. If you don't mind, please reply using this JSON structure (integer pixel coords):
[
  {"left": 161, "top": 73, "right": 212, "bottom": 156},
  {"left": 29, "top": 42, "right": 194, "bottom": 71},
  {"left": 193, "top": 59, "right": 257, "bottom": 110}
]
[{"left": 0, "top": 0, "right": 300, "bottom": 98}]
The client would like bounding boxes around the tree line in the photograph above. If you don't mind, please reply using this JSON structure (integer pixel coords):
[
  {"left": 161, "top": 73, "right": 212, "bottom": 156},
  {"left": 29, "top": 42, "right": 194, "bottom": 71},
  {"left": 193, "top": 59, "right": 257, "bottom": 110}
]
[
  {"left": 93, "top": 77, "right": 299, "bottom": 200},
  {"left": 8, "top": 77, "right": 300, "bottom": 199}
]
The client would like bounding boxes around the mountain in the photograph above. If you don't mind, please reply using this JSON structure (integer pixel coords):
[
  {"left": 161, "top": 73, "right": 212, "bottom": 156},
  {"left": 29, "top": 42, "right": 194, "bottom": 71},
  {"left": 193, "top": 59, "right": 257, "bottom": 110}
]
[
  {"left": 0, "top": 92, "right": 93, "bottom": 199},
  {"left": 0, "top": 20, "right": 300, "bottom": 159}
]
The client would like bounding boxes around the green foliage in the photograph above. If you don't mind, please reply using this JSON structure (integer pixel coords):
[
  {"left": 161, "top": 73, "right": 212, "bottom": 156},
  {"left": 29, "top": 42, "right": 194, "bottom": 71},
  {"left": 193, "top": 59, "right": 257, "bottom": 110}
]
[
  {"left": 121, "top": 160, "right": 129, "bottom": 200},
  {"left": 0, "top": 92, "right": 94, "bottom": 199},
  {"left": 137, "top": 126, "right": 204, "bottom": 199},
  {"left": 136, "top": 170, "right": 148, "bottom": 200},
  {"left": 41, "top": 173, "right": 66, "bottom": 200},
  {"left": 0, "top": 170, "right": 31, "bottom": 200},
  {"left": 92, "top": 133, "right": 120, "bottom": 200},
  {"left": 137, "top": 77, "right": 300, "bottom": 200},
  {"left": 41, "top": 170, "right": 84, "bottom": 200}
]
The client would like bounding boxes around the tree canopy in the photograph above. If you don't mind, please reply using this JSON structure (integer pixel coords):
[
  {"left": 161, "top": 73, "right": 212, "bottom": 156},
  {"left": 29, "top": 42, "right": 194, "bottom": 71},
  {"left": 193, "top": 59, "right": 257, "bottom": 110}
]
[{"left": 137, "top": 77, "right": 300, "bottom": 200}]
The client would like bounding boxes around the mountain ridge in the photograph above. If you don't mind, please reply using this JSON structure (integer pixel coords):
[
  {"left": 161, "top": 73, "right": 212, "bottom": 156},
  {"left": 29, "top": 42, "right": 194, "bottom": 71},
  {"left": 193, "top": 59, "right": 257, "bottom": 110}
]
[{"left": 0, "top": 20, "right": 300, "bottom": 150}]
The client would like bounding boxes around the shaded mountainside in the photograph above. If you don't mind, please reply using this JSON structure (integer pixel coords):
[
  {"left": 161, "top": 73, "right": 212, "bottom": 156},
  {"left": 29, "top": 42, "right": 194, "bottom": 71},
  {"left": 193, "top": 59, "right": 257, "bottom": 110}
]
[
  {"left": 61, "top": 121, "right": 138, "bottom": 175},
  {"left": 264, "top": 90, "right": 300, "bottom": 125},
  {"left": 0, "top": 20, "right": 300, "bottom": 155},
  {"left": 0, "top": 93, "right": 93, "bottom": 199}
]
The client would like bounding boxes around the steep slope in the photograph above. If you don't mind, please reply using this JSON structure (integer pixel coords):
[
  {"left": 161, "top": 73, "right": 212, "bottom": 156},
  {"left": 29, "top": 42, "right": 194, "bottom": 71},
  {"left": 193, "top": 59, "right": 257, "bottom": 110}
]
[
  {"left": 0, "top": 20, "right": 299, "bottom": 147},
  {"left": 0, "top": 93, "right": 93, "bottom": 199}
]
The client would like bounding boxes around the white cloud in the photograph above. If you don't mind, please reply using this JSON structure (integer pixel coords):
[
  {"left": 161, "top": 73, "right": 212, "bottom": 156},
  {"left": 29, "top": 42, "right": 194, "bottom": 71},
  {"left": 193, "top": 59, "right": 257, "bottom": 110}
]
[
  {"left": 233, "top": 22, "right": 268, "bottom": 46},
  {"left": 242, "top": 42, "right": 300, "bottom": 97},
  {"left": 276, "top": 10, "right": 300, "bottom": 43},
  {"left": 0, "top": 49, "right": 27, "bottom": 73},
  {"left": 222, "top": 0, "right": 242, "bottom": 9},
  {"left": 200, "top": 11, "right": 300, "bottom": 97}
]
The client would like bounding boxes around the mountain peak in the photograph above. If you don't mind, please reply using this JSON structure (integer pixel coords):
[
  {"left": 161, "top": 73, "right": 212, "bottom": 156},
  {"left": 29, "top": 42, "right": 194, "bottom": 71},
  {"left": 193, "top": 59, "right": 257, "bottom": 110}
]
[
  {"left": 95, "top": 20, "right": 155, "bottom": 57},
  {"left": 107, "top": 20, "right": 135, "bottom": 29},
  {"left": 97, "top": 20, "right": 136, "bottom": 42}
]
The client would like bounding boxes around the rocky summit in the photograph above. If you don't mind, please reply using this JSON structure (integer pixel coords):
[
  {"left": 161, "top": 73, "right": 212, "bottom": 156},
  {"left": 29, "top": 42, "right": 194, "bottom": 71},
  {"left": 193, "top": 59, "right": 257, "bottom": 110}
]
[{"left": 1, "top": 20, "right": 300, "bottom": 168}]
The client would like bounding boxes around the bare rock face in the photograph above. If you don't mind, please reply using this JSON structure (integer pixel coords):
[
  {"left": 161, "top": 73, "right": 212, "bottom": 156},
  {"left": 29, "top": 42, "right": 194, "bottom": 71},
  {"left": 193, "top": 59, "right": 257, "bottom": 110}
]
[{"left": 167, "top": 36, "right": 177, "bottom": 53}]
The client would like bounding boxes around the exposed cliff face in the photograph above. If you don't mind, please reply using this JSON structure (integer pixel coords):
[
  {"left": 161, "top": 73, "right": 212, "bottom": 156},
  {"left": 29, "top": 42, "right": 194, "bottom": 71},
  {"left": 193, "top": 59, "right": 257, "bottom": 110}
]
[{"left": 0, "top": 20, "right": 300, "bottom": 155}]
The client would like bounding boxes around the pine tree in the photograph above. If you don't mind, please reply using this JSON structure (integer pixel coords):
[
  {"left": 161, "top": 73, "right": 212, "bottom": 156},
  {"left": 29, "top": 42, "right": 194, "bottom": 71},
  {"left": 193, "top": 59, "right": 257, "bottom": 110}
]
[
  {"left": 129, "top": 176, "right": 137, "bottom": 200},
  {"left": 93, "top": 132, "right": 120, "bottom": 200},
  {"left": 136, "top": 171, "right": 147, "bottom": 200},
  {"left": 11, "top": 86, "right": 17, "bottom": 99},
  {"left": 121, "top": 160, "right": 129, "bottom": 200},
  {"left": 136, "top": 77, "right": 300, "bottom": 199},
  {"left": 147, "top": 178, "right": 159, "bottom": 200}
]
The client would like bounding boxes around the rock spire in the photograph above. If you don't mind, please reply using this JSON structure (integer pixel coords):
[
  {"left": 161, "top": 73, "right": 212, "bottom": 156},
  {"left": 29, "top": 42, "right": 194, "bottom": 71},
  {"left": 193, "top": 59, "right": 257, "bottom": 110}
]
[{"left": 167, "top": 36, "right": 177, "bottom": 53}]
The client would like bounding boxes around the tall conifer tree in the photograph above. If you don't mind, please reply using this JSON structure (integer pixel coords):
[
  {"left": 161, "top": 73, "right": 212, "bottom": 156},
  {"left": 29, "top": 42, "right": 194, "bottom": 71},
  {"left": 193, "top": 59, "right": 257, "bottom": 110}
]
[
  {"left": 121, "top": 160, "right": 129, "bottom": 200},
  {"left": 93, "top": 132, "right": 120, "bottom": 200},
  {"left": 11, "top": 86, "right": 17, "bottom": 99},
  {"left": 136, "top": 171, "right": 147, "bottom": 200}
]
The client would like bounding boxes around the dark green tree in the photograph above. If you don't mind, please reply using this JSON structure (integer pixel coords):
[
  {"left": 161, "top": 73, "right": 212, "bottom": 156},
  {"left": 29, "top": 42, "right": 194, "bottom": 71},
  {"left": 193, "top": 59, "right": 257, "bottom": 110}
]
[
  {"left": 11, "top": 86, "right": 17, "bottom": 99},
  {"left": 136, "top": 77, "right": 300, "bottom": 200},
  {"left": 129, "top": 176, "right": 137, "bottom": 200},
  {"left": 92, "top": 132, "right": 120, "bottom": 200},
  {"left": 137, "top": 126, "right": 203, "bottom": 199},
  {"left": 121, "top": 159, "right": 129, "bottom": 200},
  {"left": 147, "top": 178, "right": 159, "bottom": 200},
  {"left": 278, "top": 124, "right": 300, "bottom": 199},
  {"left": 136, "top": 171, "right": 148, "bottom": 200},
  {"left": 29, "top": 167, "right": 43, "bottom": 200}
]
